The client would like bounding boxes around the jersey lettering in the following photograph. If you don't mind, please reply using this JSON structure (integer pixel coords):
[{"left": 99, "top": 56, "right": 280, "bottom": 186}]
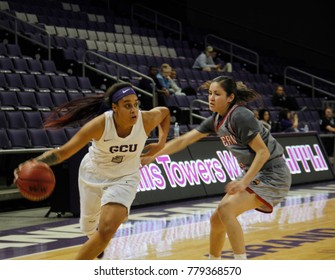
[
  {"left": 220, "top": 135, "right": 237, "bottom": 146},
  {"left": 109, "top": 144, "right": 138, "bottom": 153}
]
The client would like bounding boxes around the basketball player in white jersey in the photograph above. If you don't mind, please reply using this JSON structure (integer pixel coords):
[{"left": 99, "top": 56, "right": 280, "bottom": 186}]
[
  {"left": 14, "top": 82, "right": 170, "bottom": 260},
  {"left": 141, "top": 76, "right": 291, "bottom": 260}
]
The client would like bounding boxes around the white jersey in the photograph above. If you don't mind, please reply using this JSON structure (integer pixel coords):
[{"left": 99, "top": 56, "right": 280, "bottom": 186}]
[{"left": 87, "top": 110, "right": 148, "bottom": 180}]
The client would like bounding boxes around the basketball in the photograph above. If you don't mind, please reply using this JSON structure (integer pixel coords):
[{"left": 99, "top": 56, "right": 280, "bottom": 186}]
[{"left": 15, "top": 161, "right": 56, "bottom": 201}]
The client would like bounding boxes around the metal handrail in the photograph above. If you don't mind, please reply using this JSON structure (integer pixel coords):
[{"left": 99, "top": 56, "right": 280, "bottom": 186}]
[
  {"left": 189, "top": 98, "right": 209, "bottom": 124},
  {"left": 205, "top": 34, "right": 260, "bottom": 74},
  {"left": 82, "top": 50, "right": 158, "bottom": 107},
  {"left": 0, "top": 10, "right": 52, "bottom": 60},
  {"left": 284, "top": 66, "right": 335, "bottom": 99},
  {"left": 131, "top": 3, "right": 182, "bottom": 40}
]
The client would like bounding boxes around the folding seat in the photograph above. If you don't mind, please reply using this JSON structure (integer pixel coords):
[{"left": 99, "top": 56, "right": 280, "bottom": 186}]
[
  {"left": 23, "top": 111, "right": 44, "bottom": 128},
  {"left": 167, "top": 48, "right": 177, "bottom": 58},
  {"left": 76, "top": 39, "right": 88, "bottom": 49},
  {"left": 64, "top": 127, "right": 80, "bottom": 139},
  {"left": 134, "top": 45, "right": 144, "bottom": 56},
  {"left": 42, "top": 60, "right": 67, "bottom": 76},
  {"left": 5, "top": 73, "right": 24, "bottom": 91},
  {"left": 6, "top": 128, "right": 31, "bottom": 148},
  {"left": 303, "top": 97, "right": 316, "bottom": 110},
  {"left": 86, "top": 52, "right": 100, "bottom": 64},
  {"left": 86, "top": 40, "right": 98, "bottom": 51},
  {"left": 6, "top": 44, "right": 28, "bottom": 59},
  {"left": 0, "top": 57, "right": 15, "bottom": 73},
  {"left": 5, "top": 111, "right": 26, "bottom": 129},
  {"left": 115, "top": 33, "right": 125, "bottom": 44},
  {"left": 310, "top": 110, "right": 320, "bottom": 121},
  {"left": 21, "top": 74, "right": 38, "bottom": 92},
  {"left": 116, "top": 53, "right": 128, "bottom": 65},
  {"left": 0, "top": 91, "right": 32, "bottom": 111},
  {"left": 182, "top": 69, "right": 196, "bottom": 82},
  {"left": 142, "top": 45, "right": 153, "bottom": 56},
  {"left": 17, "top": 91, "right": 45, "bottom": 111},
  {"left": 50, "top": 92, "right": 69, "bottom": 107},
  {"left": 12, "top": 58, "right": 30, "bottom": 74},
  {"left": 127, "top": 54, "right": 138, "bottom": 67},
  {"left": 105, "top": 64, "right": 118, "bottom": 77},
  {"left": 96, "top": 41, "right": 107, "bottom": 52},
  {"left": 87, "top": 30, "right": 98, "bottom": 41},
  {"left": 105, "top": 32, "right": 116, "bottom": 42},
  {"left": 148, "top": 37, "right": 158, "bottom": 47},
  {"left": 145, "top": 56, "right": 156, "bottom": 67},
  {"left": 67, "top": 91, "right": 84, "bottom": 101},
  {"left": 27, "top": 128, "right": 51, "bottom": 148},
  {"left": 66, "top": 27, "right": 79, "bottom": 38},
  {"left": 0, "top": 128, "right": 11, "bottom": 149},
  {"left": 35, "top": 92, "right": 54, "bottom": 109},
  {"left": 77, "top": 29, "right": 89, "bottom": 40},
  {"left": 123, "top": 34, "right": 133, "bottom": 44},
  {"left": 159, "top": 46, "right": 169, "bottom": 57},
  {"left": 309, "top": 121, "right": 321, "bottom": 133},
  {"left": 55, "top": 26, "right": 68, "bottom": 37},
  {"left": 50, "top": 75, "right": 68, "bottom": 93},
  {"left": 77, "top": 76, "right": 95, "bottom": 94},
  {"left": 124, "top": 43, "right": 135, "bottom": 55},
  {"left": 96, "top": 15, "right": 106, "bottom": 23},
  {"left": 115, "top": 42, "right": 126, "bottom": 53},
  {"left": 47, "top": 128, "right": 68, "bottom": 147},
  {"left": 96, "top": 31, "right": 107, "bottom": 41},
  {"left": 44, "top": 25, "right": 57, "bottom": 36},
  {"left": 106, "top": 42, "right": 116, "bottom": 53},
  {"left": 27, "top": 60, "right": 44, "bottom": 75},
  {"left": 35, "top": 75, "right": 53, "bottom": 92},
  {"left": 74, "top": 48, "right": 86, "bottom": 62},
  {"left": 64, "top": 37, "right": 78, "bottom": 49},
  {"left": 295, "top": 97, "right": 307, "bottom": 108}
]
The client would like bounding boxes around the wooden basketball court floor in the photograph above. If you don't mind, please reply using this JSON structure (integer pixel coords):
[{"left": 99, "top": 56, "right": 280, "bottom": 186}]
[{"left": 0, "top": 180, "right": 334, "bottom": 260}]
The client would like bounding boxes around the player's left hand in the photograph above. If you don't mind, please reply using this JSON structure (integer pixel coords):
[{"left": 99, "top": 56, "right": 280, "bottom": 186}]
[
  {"left": 142, "top": 142, "right": 162, "bottom": 157},
  {"left": 225, "top": 180, "right": 247, "bottom": 195}
]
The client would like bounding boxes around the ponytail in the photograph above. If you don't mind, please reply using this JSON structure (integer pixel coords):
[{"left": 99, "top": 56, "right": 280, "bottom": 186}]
[{"left": 44, "top": 81, "right": 134, "bottom": 128}]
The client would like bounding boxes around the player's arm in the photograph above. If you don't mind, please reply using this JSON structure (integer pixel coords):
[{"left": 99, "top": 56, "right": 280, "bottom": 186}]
[
  {"left": 226, "top": 133, "right": 270, "bottom": 194},
  {"left": 35, "top": 115, "right": 105, "bottom": 166},
  {"left": 142, "top": 107, "right": 170, "bottom": 156},
  {"left": 141, "top": 128, "right": 208, "bottom": 165}
]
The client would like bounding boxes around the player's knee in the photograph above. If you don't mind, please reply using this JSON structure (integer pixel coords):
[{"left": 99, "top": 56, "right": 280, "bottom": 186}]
[
  {"left": 210, "top": 209, "right": 225, "bottom": 231},
  {"left": 216, "top": 202, "right": 233, "bottom": 223},
  {"left": 80, "top": 215, "right": 99, "bottom": 236}
]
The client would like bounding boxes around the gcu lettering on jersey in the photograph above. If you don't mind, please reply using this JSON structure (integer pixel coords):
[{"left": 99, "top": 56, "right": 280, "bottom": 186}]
[
  {"left": 220, "top": 135, "right": 237, "bottom": 146},
  {"left": 109, "top": 144, "right": 138, "bottom": 153}
]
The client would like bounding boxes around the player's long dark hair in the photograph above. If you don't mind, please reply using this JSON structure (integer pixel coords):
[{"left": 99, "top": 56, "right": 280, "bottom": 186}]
[
  {"left": 200, "top": 76, "right": 260, "bottom": 105},
  {"left": 44, "top": 82, "right": 133, "bottom": 128}
]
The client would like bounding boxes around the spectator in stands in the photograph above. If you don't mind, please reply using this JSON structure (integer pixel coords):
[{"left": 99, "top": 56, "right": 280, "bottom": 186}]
[
  {"left": 14, "top": 82, "right": 170, "bottom": 260},
  {"left": 278, "top": 108, "right": 299, "bottom": 132},
  {"left": 193, "top": 46, "right": 232, "bottom": 73},
  {"left": 320, "top": 106, "right": 335, "bottom": 157},
  {"left": 258, "top": 108, "right": 272, "bottom": 131},
  {"left": 156, "top": 63, "right": 187, "bottom": 97},
  {"left": 271, "top": 85, "right": 299, "bottom": 111},
  {"left": 138, "top": 65, "right": 164, "bottom": 109},
  {"left": 141, "top": 76, "right": 291, "bottom": 260}
]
